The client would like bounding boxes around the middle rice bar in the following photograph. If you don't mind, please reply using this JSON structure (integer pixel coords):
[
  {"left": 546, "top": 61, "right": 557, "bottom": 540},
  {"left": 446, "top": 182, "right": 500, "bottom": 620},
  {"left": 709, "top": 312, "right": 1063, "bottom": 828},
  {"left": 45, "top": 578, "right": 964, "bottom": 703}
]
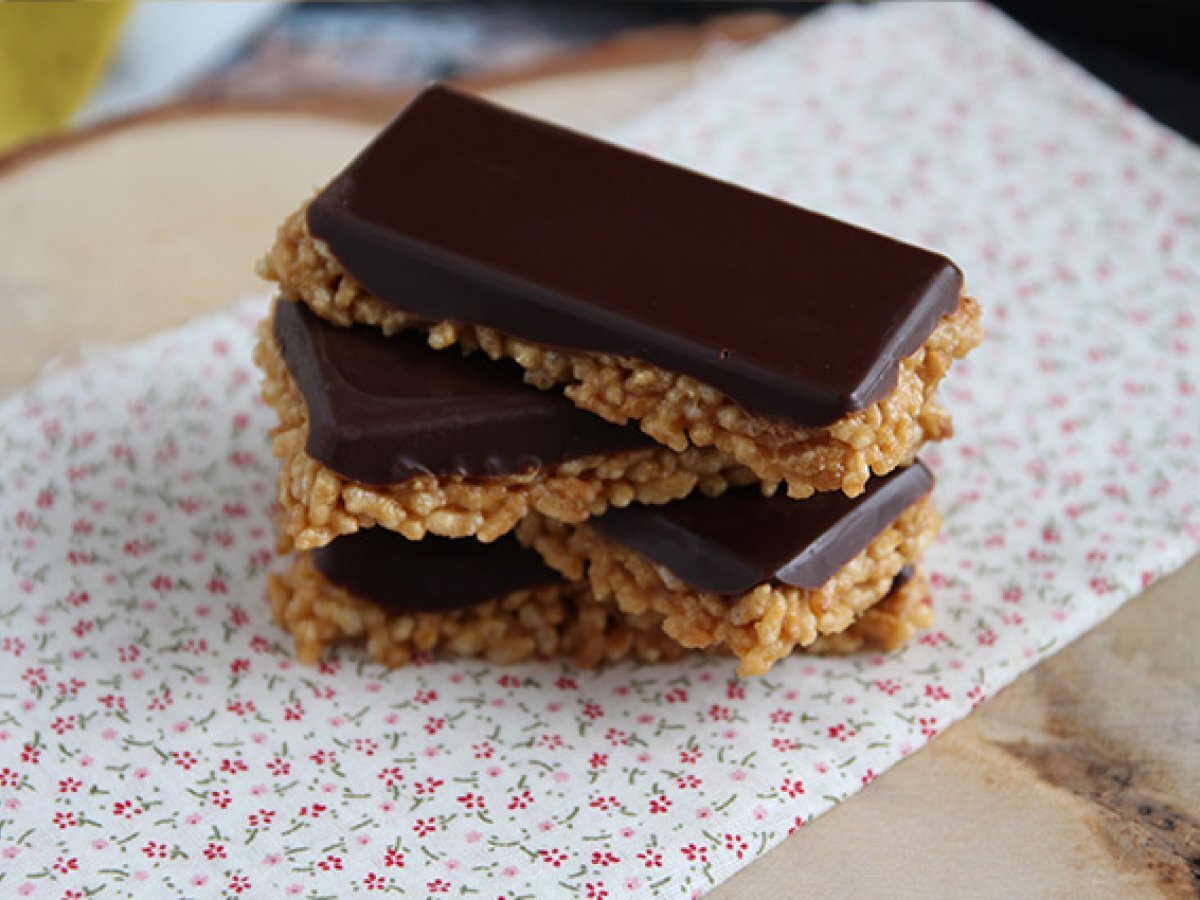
[
  {"left": 518, "top": 461, "right": 940, "bottom": 676},
  {"left": 255, "top": 300, "right": 755, "bottom": 549}
]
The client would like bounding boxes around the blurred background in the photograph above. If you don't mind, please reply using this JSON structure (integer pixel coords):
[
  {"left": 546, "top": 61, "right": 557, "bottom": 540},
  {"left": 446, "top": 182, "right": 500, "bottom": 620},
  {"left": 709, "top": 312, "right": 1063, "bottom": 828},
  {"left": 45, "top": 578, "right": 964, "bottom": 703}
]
[{"left": 3, "top": 0, "right": 1199, "bottom": 153}]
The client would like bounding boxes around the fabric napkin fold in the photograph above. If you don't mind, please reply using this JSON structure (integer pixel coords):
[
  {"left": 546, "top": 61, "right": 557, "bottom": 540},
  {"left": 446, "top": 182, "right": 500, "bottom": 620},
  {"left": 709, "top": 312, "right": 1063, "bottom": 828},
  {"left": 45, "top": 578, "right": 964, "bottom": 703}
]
[{"left": 1, "top": 3, "right": 1198, "bottom": 897}]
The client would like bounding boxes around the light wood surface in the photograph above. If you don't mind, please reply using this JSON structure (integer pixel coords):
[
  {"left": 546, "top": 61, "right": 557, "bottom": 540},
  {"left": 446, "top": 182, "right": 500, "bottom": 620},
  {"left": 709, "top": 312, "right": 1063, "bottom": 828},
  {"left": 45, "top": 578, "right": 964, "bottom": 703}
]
[{"left": 1, "top": 31, "right": 1196, "bottom": 900}]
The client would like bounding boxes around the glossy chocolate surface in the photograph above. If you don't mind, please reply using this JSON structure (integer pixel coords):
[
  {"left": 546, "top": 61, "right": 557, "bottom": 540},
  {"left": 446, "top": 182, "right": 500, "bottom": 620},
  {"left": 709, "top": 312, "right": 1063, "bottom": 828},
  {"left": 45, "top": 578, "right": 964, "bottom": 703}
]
[
  {"left": 273, "top": 300, "right": 654, "bottom": 486},
  {"left": 590, "top": 461, "right": 933, "bottom": 594},
  {"left": 308, "top": 85, "right": 963, "bottom": 426},
  {"left": 313, "top": 529, "right": 562, "bottom": 614}
]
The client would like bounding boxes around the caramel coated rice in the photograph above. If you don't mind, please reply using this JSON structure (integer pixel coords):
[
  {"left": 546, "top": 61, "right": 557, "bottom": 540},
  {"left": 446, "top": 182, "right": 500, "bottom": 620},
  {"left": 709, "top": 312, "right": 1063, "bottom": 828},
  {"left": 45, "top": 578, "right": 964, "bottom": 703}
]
[{"left": 516, "top": 496, "right": 940, "bottom": 676}]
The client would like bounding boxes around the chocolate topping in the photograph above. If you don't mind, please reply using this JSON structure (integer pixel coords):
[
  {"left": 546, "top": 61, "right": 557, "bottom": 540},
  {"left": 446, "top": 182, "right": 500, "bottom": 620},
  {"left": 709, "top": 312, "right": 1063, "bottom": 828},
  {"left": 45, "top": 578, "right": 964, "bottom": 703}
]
[
  {"left": 308, "top": 84, "right": 963, "bottom": 427},
  {"left": 312, "top": 529, "right": 563, "bottom": 614},
  {"left": 273, "top": 300, "right": 654, "bottom": 486},
  {"left": 589, "top": 461, "right": 934, "bottom": 594}
]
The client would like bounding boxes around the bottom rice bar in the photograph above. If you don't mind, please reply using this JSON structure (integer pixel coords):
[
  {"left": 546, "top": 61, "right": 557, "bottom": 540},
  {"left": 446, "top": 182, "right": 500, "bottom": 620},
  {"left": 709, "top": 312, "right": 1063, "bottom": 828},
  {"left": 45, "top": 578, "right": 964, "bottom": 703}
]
[
  {"left": 518, "top": 462, "right": 940, "bottom": 676},
  {"left": 268, "top": 524, "right": 932, "bottom": 672}
]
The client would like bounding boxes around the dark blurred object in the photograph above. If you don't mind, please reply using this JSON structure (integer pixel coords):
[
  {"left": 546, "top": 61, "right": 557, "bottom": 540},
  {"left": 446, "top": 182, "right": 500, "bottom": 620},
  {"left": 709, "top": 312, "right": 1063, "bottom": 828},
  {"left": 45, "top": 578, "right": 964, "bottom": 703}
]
[
  {"left": 190, "top": 1, "right": 1200, "bottom": 144},
  {"left": 994, "top": 0, "right": 1200, "bottom": 141}
]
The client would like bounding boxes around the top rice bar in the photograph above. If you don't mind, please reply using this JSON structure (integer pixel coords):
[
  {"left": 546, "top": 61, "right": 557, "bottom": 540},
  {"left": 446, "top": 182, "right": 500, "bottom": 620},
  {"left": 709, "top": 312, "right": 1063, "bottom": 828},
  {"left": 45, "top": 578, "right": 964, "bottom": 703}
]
[{"left": 261, "top": 85, "right": 982, "bottom": 498}]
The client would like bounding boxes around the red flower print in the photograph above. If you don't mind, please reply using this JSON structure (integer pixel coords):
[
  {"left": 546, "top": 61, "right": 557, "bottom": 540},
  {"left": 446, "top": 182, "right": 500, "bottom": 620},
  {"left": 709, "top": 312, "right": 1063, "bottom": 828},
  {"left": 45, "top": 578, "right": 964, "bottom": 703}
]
[
  {"left": 588, "top": 795, "right": 621, "bottom": 812},
  {"left": 414, "top": 777, "right": 444, "bottom": 796},
  {"left": 413, "top": 689, "right": 438, "bottom": 705},
  {"left": 771, "top": 737, "right": 797, "bottom": 752},
  {"left": 413, "top": 817, "right": 438, "bottom": 838},
  {"left": 603, "top": 728, "right": 628, "bottom": 746},
  {"left": 472, "top": 741, "right": 495, "bottom": 759},
  {"left": 424, "top": 716, "right": 446, "bottom": 735},
  {"left": 497, "top": 673, "right": 522, "bottom": 688},
  {"left": 309, "top": 749, "right": 336, "bottom": 766},
  {"left": 874, "top": 679, "right": 901, "bottom": 696},
  {"left": 827, "top": 723, "right": 855, "bottom": 742},
  {"left": 676, "top": 774, "right": 701, "bottom": 790},
  {"left": 112, "top": 799, "right": 143, "bottom": 819},
  {"left": 364, "top": 872, "right": 388, "bottom": 891},
  {"left": 725, "top": 682, "right": 746, "bottom": 700},
  {"left": 317, "top": 854, "right": 344, "bottom": 871},
  {"left": 427, "top": 880, "right": 451, "bottom": 894},
  {"left": 456, "top": 792, "right": 486, "bottom": 811},
  {"left": 209, "top": 789, "right": 232, "bottom": 809},
  {"left": 203, "top": 842, "right": 227, "bottom": 861},
  {"left": 1002, "top": 586, "right": 1023, "bottom": 603},
  {"left": 555, "top": 676, "right": 578, "bottom": 690},
  {"left": 141, "top": 840, "right": 169, "bottom": 859},
  {"left": 229, "top": 658, "right": 250, "bottom": 675},
  {"left": 508, "top": 789, "right": 534, "bottom": 810},
  {"left": 378, "top": 765, "right": 404, "bottom": 787},
  {"left": 708, "top": 704, "right": 731, "bottom": 722},
  {"left": 919, "top": 716, "right": 939, "bottom": 738},
  {"left": 538, "top": 848, "right": 568, "bottom": 867},
  {"left": 20, "top": 743, "right": 40, "bottom": 764},
  {"left": 581, "top": 702, "right": 604, "bottom": 720},
  {"left": 862, "top": 769, "right": 877, "bottom": 785},
  {"left": 283, "top": 702, "right": 305, "bottom": 721},
  {"left": 769, "top": 708, "right": 793, "bottom": 725},
  {"left": 354, "top": 738, "right": 379, "bottom": 756},
  {"left": 220, "top": 757, "right": 248, "bottom": 775},
  {"left": 664, "top": 687, "right": 688, "bottom": 703},
  {"left": 680, "top": 843, "right": 708, "bottom": 863},
  {"left": 977, "top": 629, "right": 998, "bottom": 647},
  {"left": 267, "top": 757, "right": 291, "bottom": 777},
  {"left": 52, "top": 856, "right": 79, "bottom": 875},
  {"left": 637, "top": 849, "right": 663, "bottom": 868},
  {"left": 590, "top": 850, "right": 620, "bottom": 867},
  {"left": 968, "top": 685, "right": 986, "bottom": 707},
  {"left": 588, "top": 752, "right": 608, "bottom": 769},
  {"left": 20, "top": 666, "right": 46, "bottom": 688},
  {"left": 538, "top": 733, "right": 564, "bottom": 750},
  {"left": 298, "top": 803, "right": 327, "bottom": 819},
  {"left": 58, "top": 777, "right": 82, "bottom": 793},
  {"left": 924, "top": 684, "right": 950, "bottom": 702},
  {"left": 648, "top": 794, "right": 672, "bottom": 814},
  {"left": 0, "top": 768, "right": 21, "bottom": 788},
  {"left": 149, "top": 574, "right": 173, "bottom": 592},
  {"left": 585, "top": 883, "right": 609, "bottom": 900},
  {"left": 247, "top": 809, "right": 275, "bottom": 828},
  {"left": 679, "top": 747, "right": 701, "bottom": 765},
  {"left": 52, "top": 810, "right": 77, "bottom": 829},
  {"left": 383, "top": 847, "right": 406, "bottom": 868},
  {"left": 228, "top": 874, "right": 252, "bottom": 895},
  {"left": 779, "top": 777, "right": 805, "bottom": 799},
  {"left": 724, "top": 833, "right": 749, "bottom": 859}
]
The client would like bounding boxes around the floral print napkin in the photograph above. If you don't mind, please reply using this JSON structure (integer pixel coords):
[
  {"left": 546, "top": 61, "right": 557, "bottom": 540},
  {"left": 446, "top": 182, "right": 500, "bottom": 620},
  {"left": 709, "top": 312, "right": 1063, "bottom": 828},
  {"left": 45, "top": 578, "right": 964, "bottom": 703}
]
[{"left": 2, "top": 3, "right": 1198, "bottom": 897}]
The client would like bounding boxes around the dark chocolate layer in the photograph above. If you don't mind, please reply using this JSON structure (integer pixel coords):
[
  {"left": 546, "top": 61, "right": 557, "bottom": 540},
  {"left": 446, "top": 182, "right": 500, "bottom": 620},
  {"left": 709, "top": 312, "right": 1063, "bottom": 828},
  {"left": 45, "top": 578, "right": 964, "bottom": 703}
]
[
  {"left": 308, "top": 85, "right": 962, "bottom": 427},
  {"left": 273, "top": 299, "right": 654, "bottom": 486},
  {"left": 312, "top": 529, "right": 563, "bottom": 614},
  {"left": 589, "top": 461, "right": 933, "bottom": 594}
]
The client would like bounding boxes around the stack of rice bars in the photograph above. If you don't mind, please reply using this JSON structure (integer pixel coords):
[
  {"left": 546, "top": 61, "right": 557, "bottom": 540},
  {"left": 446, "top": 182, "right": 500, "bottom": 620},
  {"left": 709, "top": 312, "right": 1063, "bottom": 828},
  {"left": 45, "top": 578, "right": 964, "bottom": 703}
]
[{"left": 254, "top": 87, "right": 982, "bottom": 677}]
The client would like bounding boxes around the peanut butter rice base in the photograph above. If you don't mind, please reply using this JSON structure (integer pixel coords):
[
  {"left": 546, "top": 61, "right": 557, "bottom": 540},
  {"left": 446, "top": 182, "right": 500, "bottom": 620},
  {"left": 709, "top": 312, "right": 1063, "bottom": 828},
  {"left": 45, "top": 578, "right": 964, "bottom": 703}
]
[
  {"left": 259, "top": 204, "right": 983, "bottom": 500},
  {"left": 254, "top": 316, "right": 758, "bottom": 550},
  {"left": 516, "top": 495, "right": 940, "bottom": 676},
  {"left": 268, "top": 551, "right": 931, "bottom": 670}
]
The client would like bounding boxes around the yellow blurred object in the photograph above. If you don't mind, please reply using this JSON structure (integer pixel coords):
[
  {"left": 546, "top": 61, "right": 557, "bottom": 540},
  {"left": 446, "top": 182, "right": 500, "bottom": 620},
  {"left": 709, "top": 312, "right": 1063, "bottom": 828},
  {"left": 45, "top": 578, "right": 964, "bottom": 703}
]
[{"left": 0, "top": 1, "right": 131, "bottom": 151}]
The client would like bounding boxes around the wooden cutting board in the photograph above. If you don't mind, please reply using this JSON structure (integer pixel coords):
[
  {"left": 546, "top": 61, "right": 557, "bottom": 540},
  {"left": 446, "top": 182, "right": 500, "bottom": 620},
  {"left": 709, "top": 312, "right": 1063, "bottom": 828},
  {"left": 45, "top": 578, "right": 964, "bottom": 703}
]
[{"left": 1, "top": 15, "right": 1195, "bottom": 897}]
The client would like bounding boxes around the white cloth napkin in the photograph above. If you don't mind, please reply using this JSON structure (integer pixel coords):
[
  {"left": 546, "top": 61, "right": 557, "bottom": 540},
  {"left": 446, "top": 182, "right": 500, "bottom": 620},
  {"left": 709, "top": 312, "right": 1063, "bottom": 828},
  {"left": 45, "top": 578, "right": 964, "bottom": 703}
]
[{"left": 2, "top": 3, "right": 1198, "bottom": 897}]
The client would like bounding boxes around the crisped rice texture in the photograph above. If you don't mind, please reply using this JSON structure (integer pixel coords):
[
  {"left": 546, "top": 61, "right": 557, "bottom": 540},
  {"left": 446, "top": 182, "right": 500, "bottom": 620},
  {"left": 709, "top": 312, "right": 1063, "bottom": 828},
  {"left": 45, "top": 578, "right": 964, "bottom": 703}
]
[
  {"left": 516, "top": 495, "right": 941, "bottom": 676},
  {"left": 254, "top": 315, "right": 758, "bottom": 550},
  {"left": 268, "top": 554, "right": 931, "bottom": 670},
  {"left": 269, "top": 554, "right": 685, "bottom": 669},
  {"left": 260, "top": 204, "right": 983, "bottom": 499}
]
